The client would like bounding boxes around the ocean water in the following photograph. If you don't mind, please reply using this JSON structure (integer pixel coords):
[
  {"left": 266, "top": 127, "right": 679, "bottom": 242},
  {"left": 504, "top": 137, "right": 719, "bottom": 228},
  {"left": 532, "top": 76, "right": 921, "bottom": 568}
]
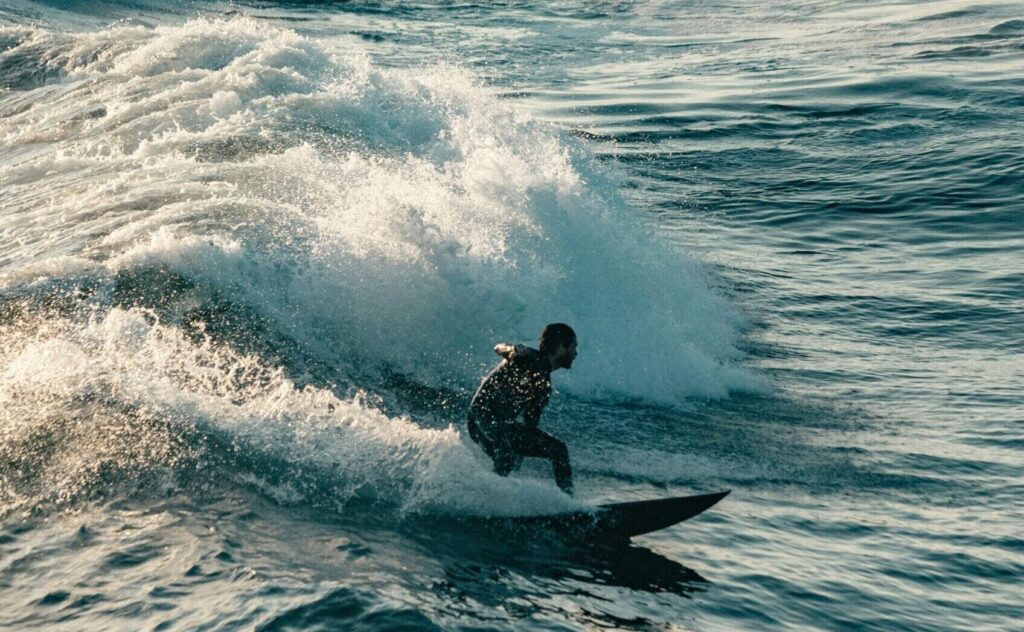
[{"left": 0, "top": 0, "right": 1021, "bottom": 629}]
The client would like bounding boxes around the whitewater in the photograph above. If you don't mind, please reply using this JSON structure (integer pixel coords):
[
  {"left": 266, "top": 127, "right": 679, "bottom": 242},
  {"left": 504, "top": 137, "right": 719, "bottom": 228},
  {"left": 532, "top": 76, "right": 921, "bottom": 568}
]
[{"left": 1, "top": 1, "right": 1021, "bottom": 630}]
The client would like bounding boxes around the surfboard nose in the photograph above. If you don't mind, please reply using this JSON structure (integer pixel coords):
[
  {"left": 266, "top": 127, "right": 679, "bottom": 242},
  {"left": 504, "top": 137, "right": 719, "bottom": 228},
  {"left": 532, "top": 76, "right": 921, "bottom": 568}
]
[{"left": 596, "top": 490, "right": 732, "bottom": 540}]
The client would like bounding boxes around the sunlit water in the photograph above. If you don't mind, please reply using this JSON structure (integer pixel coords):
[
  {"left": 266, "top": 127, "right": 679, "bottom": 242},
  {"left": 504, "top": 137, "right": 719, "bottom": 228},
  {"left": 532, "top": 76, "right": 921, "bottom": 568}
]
[{"left": 1, "top": 1, "right": 1021, "bottom": 630}]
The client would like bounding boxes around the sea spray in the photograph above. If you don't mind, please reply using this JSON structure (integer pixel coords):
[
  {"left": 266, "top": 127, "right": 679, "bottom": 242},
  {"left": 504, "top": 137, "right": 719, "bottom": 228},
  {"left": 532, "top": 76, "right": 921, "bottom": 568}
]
[
  {"left": 2, "top": 17, "right": 762, "bottom": 406},
  {"left": 0, "top": 309, "right": 581, "bottom": 518}
]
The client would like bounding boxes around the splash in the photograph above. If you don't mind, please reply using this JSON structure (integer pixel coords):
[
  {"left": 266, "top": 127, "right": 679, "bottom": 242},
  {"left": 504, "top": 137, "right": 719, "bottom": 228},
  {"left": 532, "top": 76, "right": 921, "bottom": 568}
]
[
  {"left": 1, "top": 16, "right": 762, "bottom": 515},
  {"left": 0, "top": 309, "right": 580, "bottom": 518},
  {"left": 2, "top": 16, "right": 761, "bottom": 401}
]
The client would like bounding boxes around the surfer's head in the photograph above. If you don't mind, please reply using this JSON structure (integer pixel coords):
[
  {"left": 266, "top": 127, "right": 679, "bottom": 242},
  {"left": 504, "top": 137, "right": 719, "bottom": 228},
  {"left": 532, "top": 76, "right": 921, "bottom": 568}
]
[{"left": 540, "top": 323, "right": 577, "bottom": 370}]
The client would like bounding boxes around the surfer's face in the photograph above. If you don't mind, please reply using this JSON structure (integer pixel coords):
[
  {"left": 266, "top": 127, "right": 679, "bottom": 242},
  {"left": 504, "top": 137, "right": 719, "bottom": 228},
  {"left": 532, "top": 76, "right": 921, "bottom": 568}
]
[{"left": 555, "top": 340, "right": 577, "bottom": 369}]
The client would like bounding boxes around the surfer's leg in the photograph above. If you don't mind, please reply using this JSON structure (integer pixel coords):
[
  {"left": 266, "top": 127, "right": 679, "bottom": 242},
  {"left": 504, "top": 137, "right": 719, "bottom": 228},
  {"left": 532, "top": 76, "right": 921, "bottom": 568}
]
[
  {"left": 507, "top": 427, "right": 573, "bottom": 494},
  {"left": 491, "top": 436, "right": 518, "bottom": 476},
  {"left": 466, "top": 416, "right": 492, "bottom": 456},
  {"left": 469, "top": 415, "right": 507, "bottom": 473},
  {"left": 469, "top": 416, "right": 521, "bottom": 476}
]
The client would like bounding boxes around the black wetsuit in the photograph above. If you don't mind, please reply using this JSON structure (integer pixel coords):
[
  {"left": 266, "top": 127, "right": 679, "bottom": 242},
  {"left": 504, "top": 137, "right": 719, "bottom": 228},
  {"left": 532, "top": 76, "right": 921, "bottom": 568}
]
[{"left": 467, "top": 343, "right": 573, "bottom": 494}]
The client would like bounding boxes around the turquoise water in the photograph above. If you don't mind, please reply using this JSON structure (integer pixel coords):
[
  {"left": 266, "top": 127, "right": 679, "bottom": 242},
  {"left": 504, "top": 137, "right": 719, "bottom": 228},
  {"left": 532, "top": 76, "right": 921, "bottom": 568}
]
[{"left": 1, "top": 1, "right": 1021, "bottom": 630}]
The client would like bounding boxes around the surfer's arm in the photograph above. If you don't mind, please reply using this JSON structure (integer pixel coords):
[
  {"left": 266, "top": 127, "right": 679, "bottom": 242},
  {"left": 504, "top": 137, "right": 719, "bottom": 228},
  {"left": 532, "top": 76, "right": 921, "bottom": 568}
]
[{"left": 494, "top": 343, "right": 528, "bottom": 359}]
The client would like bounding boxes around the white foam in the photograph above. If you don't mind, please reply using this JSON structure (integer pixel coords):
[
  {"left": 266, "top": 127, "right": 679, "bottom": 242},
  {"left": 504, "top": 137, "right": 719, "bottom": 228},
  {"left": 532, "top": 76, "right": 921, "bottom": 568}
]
[
  {"left": 106, "top": 19, "right": 757, "bottom": 397},
  {"left": 1, "top": 17, "right": 765, "bottom": 514},
  {"left": 0, "top": 309, "right": 581, "bottom": 517}
]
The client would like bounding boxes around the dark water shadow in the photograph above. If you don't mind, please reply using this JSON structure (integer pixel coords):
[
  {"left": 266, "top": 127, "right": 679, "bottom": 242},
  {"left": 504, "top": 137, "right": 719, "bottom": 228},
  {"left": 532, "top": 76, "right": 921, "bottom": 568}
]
[
  {"left": 400, "top": 518, "right": 709, "bottom": 629},
  {"left": 405, "top": 514, "right": 707, "bottom": 595}
]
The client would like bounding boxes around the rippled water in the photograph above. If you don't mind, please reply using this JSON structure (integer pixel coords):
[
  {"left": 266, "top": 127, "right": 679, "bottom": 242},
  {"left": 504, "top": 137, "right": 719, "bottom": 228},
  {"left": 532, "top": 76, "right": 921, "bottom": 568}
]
[{"left": 1, "top": 1, "right": 1022, "bottom": 630}]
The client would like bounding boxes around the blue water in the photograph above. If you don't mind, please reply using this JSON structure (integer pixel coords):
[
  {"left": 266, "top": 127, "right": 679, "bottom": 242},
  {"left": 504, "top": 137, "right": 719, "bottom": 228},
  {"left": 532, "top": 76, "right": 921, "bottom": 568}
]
[{"left": 1, "top": 1, "right": 1021, "bottom": 630}]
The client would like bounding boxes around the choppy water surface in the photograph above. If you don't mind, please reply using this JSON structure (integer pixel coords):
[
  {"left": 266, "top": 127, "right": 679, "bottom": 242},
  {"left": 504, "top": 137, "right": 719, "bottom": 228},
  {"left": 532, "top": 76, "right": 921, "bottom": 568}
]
[{"left": 1, "top": 1, "right": 1021, "bottom": 630}]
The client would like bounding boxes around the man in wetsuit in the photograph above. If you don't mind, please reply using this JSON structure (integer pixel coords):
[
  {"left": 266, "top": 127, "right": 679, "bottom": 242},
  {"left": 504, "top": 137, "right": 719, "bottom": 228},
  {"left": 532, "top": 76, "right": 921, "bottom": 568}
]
[{"left": 467, "top": 323, "right": 578, "bottom": 494}]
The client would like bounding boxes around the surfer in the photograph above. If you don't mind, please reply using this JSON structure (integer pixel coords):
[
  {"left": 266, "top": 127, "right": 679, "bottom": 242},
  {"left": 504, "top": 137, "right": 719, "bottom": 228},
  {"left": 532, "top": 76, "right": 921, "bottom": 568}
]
[{"left": 467, "top": 323, "right": 578, "bottom": 494}]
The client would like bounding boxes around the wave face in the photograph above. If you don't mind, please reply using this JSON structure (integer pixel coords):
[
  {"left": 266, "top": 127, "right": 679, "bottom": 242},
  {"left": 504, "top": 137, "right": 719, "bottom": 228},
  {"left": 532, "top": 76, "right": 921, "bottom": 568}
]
[{"left": 0, "top": 17, "right": 758, "bottom": 518}]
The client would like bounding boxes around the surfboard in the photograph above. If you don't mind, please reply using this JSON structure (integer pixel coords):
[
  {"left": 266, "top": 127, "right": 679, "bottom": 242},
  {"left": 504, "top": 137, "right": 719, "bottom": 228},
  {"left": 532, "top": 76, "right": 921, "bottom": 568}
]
[{"left": 500, "top": 490, "right": 731, "bottom": 542}]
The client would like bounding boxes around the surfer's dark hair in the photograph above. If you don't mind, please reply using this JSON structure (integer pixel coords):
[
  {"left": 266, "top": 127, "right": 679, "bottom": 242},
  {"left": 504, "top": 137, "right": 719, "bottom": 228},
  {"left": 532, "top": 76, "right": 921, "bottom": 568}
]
[{"left": 540, "top": 323, "right": 576, "bottom": 354}]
